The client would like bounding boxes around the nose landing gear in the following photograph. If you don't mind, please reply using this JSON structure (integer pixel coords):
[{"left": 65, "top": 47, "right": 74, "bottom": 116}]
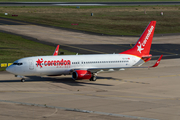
[{"left": 15, "top": 75, "right": 25, "bottom": 82}]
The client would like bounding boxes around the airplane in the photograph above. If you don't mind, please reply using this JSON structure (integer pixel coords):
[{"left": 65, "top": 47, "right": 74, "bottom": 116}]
[{"left": 6, "top": 21, "right": 163, "bottom": 82}]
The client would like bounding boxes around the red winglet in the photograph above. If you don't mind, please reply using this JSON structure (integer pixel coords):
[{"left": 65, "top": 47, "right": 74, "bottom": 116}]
[
  {"left": 53, "top": 45, "right": 59, "bottom": 56},
  {"left": 151, "top": 55, "right": 163, "bottom": 68}
]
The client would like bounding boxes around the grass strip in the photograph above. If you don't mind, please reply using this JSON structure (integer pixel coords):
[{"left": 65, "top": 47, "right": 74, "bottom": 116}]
[{"left": 0, "top": 6, "right": 180, "bottom": 35}]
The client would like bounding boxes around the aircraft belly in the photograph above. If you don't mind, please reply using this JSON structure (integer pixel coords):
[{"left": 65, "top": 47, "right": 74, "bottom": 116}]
[{"left": 35, "top": 66, "right": 70, "bottom": 76}]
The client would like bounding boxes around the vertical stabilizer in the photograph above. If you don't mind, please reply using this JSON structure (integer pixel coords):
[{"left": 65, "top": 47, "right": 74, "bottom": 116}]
[{"left": 120, "top": 21, "right": 156, "bottom": 57}]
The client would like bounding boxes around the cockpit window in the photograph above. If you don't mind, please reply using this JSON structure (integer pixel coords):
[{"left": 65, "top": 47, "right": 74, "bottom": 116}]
[
  {"left": 18, "top": 63, "right": 22, "bottom": 65},
  {"left": 13, "top": 63, "right": 23, "bottom": 65}
]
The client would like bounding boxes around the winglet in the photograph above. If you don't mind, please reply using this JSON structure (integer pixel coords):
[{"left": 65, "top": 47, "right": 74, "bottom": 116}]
[
  {"left": 53, "top": 45, "right": 59, "bottom": 56},
  {"left": 151, "top": 55, "right": 163, "bottom": 68}
]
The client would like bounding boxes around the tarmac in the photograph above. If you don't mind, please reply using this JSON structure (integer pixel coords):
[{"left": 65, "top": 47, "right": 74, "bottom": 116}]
[
  {"left": 0, "top": 59, "right": 180, "bottom": 120},
  {"left": 0, "top": 18, "right": 180, "bottom": 120}
]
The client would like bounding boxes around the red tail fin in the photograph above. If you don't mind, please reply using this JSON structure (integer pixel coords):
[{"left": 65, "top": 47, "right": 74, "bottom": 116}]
[
  {"left": 120, "top": 21, "right": 156, "bottom": 57},
  {"left": 53, "top": 45, "right": 59, "bottom": 56}
]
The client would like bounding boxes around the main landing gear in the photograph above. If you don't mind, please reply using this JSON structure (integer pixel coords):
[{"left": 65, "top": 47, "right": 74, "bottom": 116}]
[
  {"left": 89, "top": 73, "right": 97, "bottom": 81},
  {"left": 21, "top": 78, "right": 25, "bottom": 82}
]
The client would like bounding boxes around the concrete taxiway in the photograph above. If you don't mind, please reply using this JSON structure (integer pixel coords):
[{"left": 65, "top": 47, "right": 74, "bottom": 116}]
[{"left": 0, "top": 58, "right": 180, "bottom": 120}]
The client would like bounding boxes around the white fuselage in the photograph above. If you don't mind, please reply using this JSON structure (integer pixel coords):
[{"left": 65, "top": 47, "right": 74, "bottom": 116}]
[{"left": 6, "top": 54, "right": 144, "bottom": 76}]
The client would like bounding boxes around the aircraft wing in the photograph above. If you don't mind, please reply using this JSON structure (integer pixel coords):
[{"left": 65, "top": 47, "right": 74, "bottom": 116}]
[{"left": 85, "top": 55, "right": 163, "bottom": 73}]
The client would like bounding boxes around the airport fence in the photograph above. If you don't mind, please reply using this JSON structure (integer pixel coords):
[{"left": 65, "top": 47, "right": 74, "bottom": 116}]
[{"left": 0, "top": 63, "right": 12, "bottom": 68}]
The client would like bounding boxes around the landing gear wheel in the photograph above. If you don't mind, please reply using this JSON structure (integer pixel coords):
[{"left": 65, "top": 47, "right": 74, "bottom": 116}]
[
  {"left": 90, "top": 76, "right": 96, "bottom": 81},
  {"left": 21, "top": 78, "right": 25, "bottom": 82},
  {"left": 92, "top": 76, "right": 97, "bottom": 81}
]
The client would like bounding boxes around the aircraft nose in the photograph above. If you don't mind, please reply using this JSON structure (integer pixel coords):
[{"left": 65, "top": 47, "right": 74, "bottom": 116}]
[{"left": 6, "top": 66, "right": 14, "bottom": 74}]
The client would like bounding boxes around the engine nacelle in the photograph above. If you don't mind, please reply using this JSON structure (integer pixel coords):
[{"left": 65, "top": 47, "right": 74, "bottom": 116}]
[{"left": 72, "top": 70, "right": 92, "bottom": 80}]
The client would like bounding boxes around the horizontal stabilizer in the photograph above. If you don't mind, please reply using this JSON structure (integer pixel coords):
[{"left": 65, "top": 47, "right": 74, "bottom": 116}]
[{"left": 150, "top": 55, "right": 163, "bottom": 68}]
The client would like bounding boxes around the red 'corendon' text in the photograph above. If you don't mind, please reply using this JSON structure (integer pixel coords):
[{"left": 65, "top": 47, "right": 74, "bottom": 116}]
[{"left": 36, "top": 58, "right": 71, "bottom": 68}]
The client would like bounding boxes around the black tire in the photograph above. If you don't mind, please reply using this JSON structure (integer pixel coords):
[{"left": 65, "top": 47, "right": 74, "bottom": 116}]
[
  {"left": 92, "top": 76, "right": 97, "bottom": 81},
  {"left": 89, "top": 76, "right": 96, "bottom": 81},
  {"left": 21, "top": 78, "right": 25, "bottom": 82}
]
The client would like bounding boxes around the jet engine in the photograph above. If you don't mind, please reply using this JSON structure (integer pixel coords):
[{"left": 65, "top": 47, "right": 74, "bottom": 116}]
[{"left": 72, "top": 70, "right": 92, "bottom": 80}]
